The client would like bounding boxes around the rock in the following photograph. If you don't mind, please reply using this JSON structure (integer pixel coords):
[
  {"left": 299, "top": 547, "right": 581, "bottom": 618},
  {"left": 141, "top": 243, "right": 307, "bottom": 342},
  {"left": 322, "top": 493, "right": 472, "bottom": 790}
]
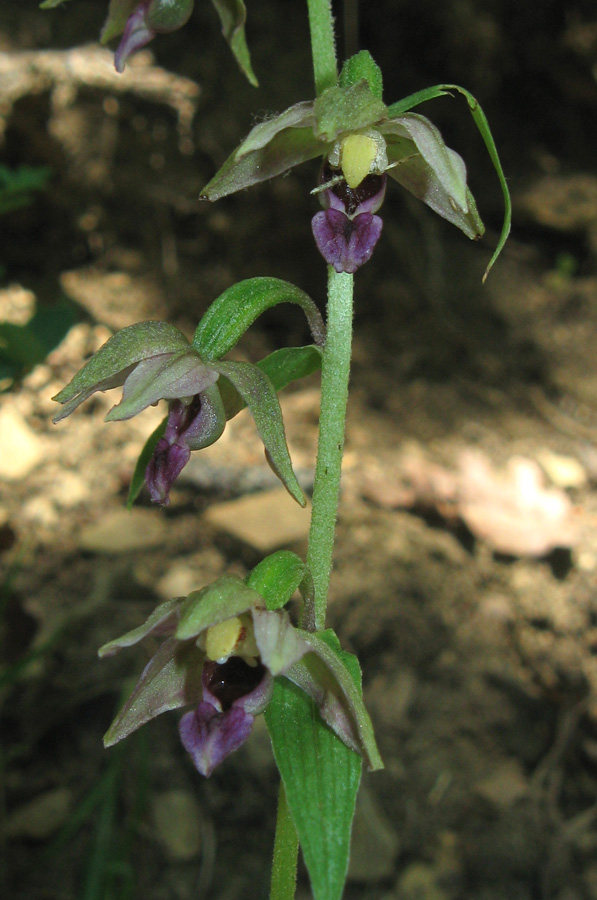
[
  {"left": 474, "top": 759, "right": 529, "bottom": 808},
  {"left": 537, "top": 450, "right": 587, "bottom": 489},
  {"left": 0, "top": 404, "right": 45, "bottom": 480},
  {"left": 204, "top": 488, "right": 311, "bottom": 552},
  {"left": 392, "top": 863, "right": 450, "bottom": 900},
  {"left": 4, "top": 787, "right": 73, "bottom": 840},
  {"left": 152, "top": 789, "right": 202, "bottom": 860},
  {"left": 78, "top": 508, "right": 167, "bottom": 553}
]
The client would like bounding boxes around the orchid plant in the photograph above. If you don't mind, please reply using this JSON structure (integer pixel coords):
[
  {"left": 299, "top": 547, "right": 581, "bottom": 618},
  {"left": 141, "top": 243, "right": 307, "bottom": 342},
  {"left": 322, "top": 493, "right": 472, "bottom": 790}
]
[{"left": 45, "top": 0, "right": 510, "bottom": 898}]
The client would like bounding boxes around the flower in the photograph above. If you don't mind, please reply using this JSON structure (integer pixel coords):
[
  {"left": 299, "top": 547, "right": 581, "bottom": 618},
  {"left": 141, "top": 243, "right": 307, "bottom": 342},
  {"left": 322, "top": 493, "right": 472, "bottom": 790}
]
[
  {"left": 101, "top": 0, "right": 195, "bottom": 73},
  {"left": 52, "top": 320, "right": 305, "bottom": 507},
  {"left": 98, "top": 572, "right": 383, "bottom": 776},
  {"left": 200, "top": 53, "right": 486, "bottom": 274}
]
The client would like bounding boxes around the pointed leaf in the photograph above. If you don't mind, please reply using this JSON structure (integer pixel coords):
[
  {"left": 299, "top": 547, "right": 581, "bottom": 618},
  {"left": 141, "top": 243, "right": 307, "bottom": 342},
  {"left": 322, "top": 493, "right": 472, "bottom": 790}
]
[
  {"left": 286, "top": 629, "right": 383, "bottom": 771},
  {"left": 192, "top": 278, "right": 325, "bottom": 361},
  {"left": 213, "top": 360, "right": 306, "bottom": 506},
  {"left": 313, "top": 81, "right": 387, "bottom": 142},
  {"left": 265, "top": 678, "right": 361, "bottom": 900},
  {"left": 103, "top": 638, "right": 204, "bottom": 746},
  {"left": 386, "top": 85, "right": 451, "bottom": 117},
  {"left": 176, "top": 575, "right": 263, "bottom": 640},
  {"left": 219, "top": 344, "right": 322, "bottom": 421},
  {"left": 52, "top": 321, "right": 191, "bottom": 420},
  {"left": 339, "top": 50, "right": 383, "bottom": 100},
  {"left": 210, "top": 0, "right": 258, "bottom": 87},
  {"left": 100, "top": 0, "right": 137, "bottom": 43}
]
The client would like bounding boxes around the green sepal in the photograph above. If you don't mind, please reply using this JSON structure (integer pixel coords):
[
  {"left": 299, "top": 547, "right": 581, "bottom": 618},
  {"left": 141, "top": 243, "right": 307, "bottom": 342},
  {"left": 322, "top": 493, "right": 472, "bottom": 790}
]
[
  {"left": 265, "top": 678, "right": 361, "bottom": 900},
  {"left": 192, "top": 278, "right": 324, "bottom": 360},
  {"left": 288, "top": 629, "right": 383, "bottom": 771},
  {"left": 212, "top": 360, "right": 306, "bottom": 507},
  {"left": 103, "top": 638, "right": 204, "bottom": 747},
  {"left": 127, "top": 415, "right": 167, "bottom": 509},
  {"left": 98, "top": 596, "right": 184, "bottom": 658},
  {"left": 218, "top": 344, "right": 323, "bottom": 421},
  {"left": 246, "top": 551, "right": 312, "bottom": 612},
  {"left": 339, "top": 50, "right": 383, "bottom": 101},
  {"left": 386, "top": 83, "right": 511, "bottom": 280},
  {"left": 210, "top": 0, "right": 258, "bottom": 87},
  {"left": 313, "top": 81, "right": 387, "bottom": 143},
  {"left": 52, "top": 321, "right": 190, "bottom": 417},
  {"left": 176, "top": 574, "right": 263, "bottom": 640},
  {"left": 200, "top": 103, "right": 322, "bottom": 201}
]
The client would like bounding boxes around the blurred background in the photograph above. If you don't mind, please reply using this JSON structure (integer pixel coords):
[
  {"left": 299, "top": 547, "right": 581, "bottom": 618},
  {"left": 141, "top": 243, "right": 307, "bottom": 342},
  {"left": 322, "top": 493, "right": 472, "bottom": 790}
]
[{"left": 2, "top": 2, "right": 597, "bottom": 898}]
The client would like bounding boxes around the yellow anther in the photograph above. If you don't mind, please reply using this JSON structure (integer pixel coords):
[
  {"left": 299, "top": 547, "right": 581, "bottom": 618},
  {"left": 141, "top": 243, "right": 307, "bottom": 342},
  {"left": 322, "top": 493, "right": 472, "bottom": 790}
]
[
  {"left": 341, "top": 134, "right": 378, "bottom": 189},
  {"left": 205, "top": 617, "right": 243, "bottom": 662}
]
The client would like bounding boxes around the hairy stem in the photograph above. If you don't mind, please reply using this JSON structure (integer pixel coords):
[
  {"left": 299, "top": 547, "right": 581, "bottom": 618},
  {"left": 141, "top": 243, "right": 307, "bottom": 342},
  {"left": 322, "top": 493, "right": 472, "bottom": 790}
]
[
  {"left": 306, "top": 268, "right": 354, "bottom": 630},
  {"left": 306, "top": 0, "right": 338, "bottom": 95},
  {"left": 270, "top": 783, "right": 299, "bottom": 900}
]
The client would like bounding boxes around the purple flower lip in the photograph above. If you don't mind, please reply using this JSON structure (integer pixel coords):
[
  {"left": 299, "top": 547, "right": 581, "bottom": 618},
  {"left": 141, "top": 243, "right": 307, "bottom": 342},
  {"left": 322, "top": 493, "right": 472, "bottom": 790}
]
[{"left": 178, "top": 657, "right": 273, "bottom": 777}]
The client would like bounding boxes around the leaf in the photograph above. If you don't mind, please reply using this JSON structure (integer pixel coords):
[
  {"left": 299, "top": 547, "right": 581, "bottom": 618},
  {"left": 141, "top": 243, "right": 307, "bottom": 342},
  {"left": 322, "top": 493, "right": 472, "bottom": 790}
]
[
  {"left": 0, "top": 296, "right": 77, "bottom": 388},
  {"left": 210, "top": 0, "right": 258, "bottom": 87},
  {"left": 192, "top": 277, "right": 325, "bottom": 361},
  {"left": 39, "top": 0, "right": 76, "bottom": 8},
  {"left": 265, "top": 678, "right": 361, "bottom": 900},
  {"left": 127, "top": 416, "right": 167, "bottom": 509},
  {"left": 218, "top": 344, "right": 322, "bottom": 420},
  {"left": 212, "top": 360, "right": 306, "bottom": 506},
  {"left": 246, "top": 550, "right": 311, "bottom": 611}
]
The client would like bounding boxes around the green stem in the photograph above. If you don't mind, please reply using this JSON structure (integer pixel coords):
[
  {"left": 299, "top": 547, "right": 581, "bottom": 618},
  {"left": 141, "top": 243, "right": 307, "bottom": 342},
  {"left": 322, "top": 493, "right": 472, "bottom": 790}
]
[
  {"left": 306, "top": 0, "right": 338, "bottom": 95},
  {"left": 270, "top": 783, "right": 299, "bottom": 900},
  {"left": 306, "top": 269, "right": 354, "bottom": 631},
  {"left": 270, "top": 7, "right": 343, "bottom": 900}
]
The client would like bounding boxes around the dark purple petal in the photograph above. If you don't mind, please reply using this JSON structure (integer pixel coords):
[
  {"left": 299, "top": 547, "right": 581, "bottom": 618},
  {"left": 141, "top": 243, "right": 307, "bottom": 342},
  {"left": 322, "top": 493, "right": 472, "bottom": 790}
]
[
  {"left": 114, "top": 1, "right": 154, "bottom": 73},
  {"left": 145, "top": 436, "right": 190, "bottom": 505},
  {"left": 311, "top": 208, "right": 383, "bottom": 274},
  {"left": 144, "top": 390, "right": 226, "bottom": 505},
  {"left": 179, "top": 702, "right": 254, "bottom": 777}
]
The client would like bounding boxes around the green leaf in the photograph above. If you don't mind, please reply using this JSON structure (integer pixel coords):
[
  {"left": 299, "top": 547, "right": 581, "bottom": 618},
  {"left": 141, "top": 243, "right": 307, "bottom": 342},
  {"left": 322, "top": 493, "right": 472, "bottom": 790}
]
[
  {"left": 313, "top": 81, "right": 387, "bottom": 142},
  {"left": 386, "top": 84, "right": 511, "bottom": 280},
  {"left": 210, "top": 0, "right": 258, "bottom": 87},
  {"left": 246, "top": 551, "right": 311, "bottom": 611},
  {"left": 176, "top": 574, "right": 263, "bottom": 640},
  {"left": 265, "top": 678, "right": 361, "bottom": 900},
  {"left": 0, "top": 296, "right": 77, "bottom": 389},
  {"left": 100, "top": 0, "right": 137, "bottom": 44},
  {"left": 0, "top": 164, "right": 52, "bottom": 215},
  {"left": 213, "top": 360, "right": 306, "bottom": 507},
  {"left": 39, "top": 0, "right": 76, "bottom": 8},
  {"left": 218, "top": 344, "right": 322, "bottom": 420},
  {"left": 193, "top": 278, "right": 324, "bottom": 361},
  {"left": 126, "top": 416, "right": 167, "bottom": 509}
]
